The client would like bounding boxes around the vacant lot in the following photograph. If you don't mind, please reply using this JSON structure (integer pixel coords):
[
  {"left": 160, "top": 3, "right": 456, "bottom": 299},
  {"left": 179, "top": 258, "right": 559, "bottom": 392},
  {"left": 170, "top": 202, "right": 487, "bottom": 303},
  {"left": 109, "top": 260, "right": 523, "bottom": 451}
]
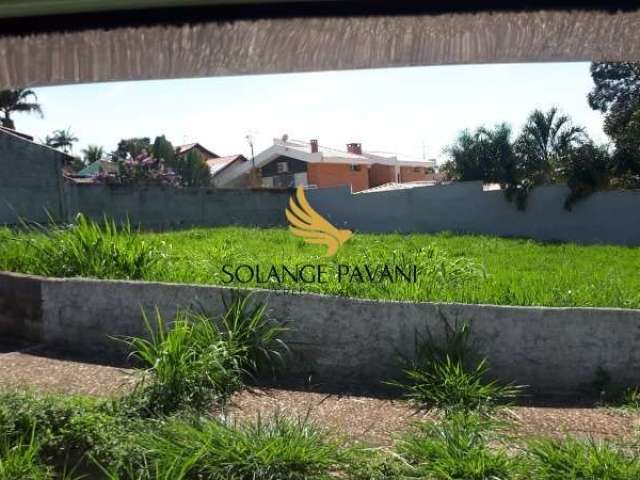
[{"left": 2, "top": 225, "right": 640, "bottom": 308}]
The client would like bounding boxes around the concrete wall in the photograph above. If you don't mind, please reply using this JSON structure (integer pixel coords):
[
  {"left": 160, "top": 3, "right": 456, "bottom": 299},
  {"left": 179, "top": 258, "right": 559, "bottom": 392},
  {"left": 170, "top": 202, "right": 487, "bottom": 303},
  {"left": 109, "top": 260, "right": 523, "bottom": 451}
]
[
  {"left": 65, "top": 184, "right": 290, "bottom": 229},
  {"left": 0, "top": 130, "right": 66, "bottom": 224},
  {"left": 306, "top": 182, "right": 640, "bottom": 245},
  {"left": 2, "top": 270, "right": 640, "bottom": 395}
]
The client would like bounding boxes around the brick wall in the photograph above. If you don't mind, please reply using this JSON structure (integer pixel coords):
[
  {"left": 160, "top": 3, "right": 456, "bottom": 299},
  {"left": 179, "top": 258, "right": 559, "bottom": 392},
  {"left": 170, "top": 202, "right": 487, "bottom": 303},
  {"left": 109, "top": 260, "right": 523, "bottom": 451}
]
[
  {"left": 369, "top": 164, "right": 395, "bottom": 187},
  {"left": 400, "top": 166, "right": 428, "bottom": 183},
  {"left": 307, "top": 163, "right": 370, "bottom": 192}
]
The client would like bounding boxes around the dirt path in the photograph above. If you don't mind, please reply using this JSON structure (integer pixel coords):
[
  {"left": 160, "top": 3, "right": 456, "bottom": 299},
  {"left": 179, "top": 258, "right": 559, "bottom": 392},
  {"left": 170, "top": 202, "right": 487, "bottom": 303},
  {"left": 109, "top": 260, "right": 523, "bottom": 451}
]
[{"left": 0, "top": 345, "right": 637, "bottom": 446}]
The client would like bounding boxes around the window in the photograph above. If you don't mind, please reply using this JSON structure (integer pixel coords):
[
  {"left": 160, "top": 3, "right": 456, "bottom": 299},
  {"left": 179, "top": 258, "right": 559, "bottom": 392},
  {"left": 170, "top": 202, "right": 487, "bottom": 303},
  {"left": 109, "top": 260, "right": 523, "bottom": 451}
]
[
  {"left": 351, "top": 164, "right": 361, "bottom": 172},
  {"left": 277, "top": 161, "right": 289, "bottom": 173}
]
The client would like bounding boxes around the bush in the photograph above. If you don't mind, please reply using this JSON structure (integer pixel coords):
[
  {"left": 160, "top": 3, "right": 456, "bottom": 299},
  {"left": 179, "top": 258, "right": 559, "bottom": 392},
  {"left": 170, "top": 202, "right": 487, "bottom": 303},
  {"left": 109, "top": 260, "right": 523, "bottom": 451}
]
[
  {"left": 122, "top": 293, "right": 287, "bottom": 415},
  {"left": 391, "top": 321, "right": 521, "bottom": 413},
  {"left": 527, "top": 437, "right": 640, "bottom": 479},
  {"left": 107, "top": 414, "right": 346, "bottom": 480},
  {"left": 0, "top": 214, "right": 161, "bottom": 280},
  {"left": 0, "top": 391, "right": 146, "bottom": 477},
  {"left": 396, "top": 413, "right": 520, "bottom": 480}
]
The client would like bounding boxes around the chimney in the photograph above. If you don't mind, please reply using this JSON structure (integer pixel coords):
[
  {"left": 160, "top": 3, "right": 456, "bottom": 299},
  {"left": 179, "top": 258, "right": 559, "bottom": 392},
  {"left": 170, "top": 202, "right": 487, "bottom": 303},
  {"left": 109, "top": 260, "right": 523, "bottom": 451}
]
[
  {"left": 310, "top": 139, "right": 318, "bottom": 153},
  {"left": 346, "top": 142, "right": 362, "bottom": 154}
]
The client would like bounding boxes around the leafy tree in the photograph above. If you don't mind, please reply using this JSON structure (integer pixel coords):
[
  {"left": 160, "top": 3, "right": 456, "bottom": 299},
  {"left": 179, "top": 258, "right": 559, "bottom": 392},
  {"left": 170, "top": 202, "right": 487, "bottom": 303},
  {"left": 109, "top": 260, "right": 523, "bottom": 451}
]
[
  {"left": 175, "top": 150, "right": 211, "bottom": 187},
  {"left": 561, "top": 143, "right": 612, "bottom": 210},
  {"left": 443, "top": 124, "right": 516, "bottom": 184},
  {"left": 514, "top": 107, "right": 587, "bottom": 185},
  {"left": 112, "top": 137, "right": 151, "bottom": 160},
  {"left": 588, "top": 63, "right": 640, "bottom": 138},
  {"left": 0, "top": 88, "right": 43, "bottom": 130},
  {"left": 152, "top": 135, "right": 176, "bottom": 164},
  {"left": 589, "top": 63, "right": 640, "bottom": 179},
  {"left": 45, "top": 128, "right": 78, "bottom": 153},
  {"left": 82, "top": 145, "right": 105, "bottom": 164}
]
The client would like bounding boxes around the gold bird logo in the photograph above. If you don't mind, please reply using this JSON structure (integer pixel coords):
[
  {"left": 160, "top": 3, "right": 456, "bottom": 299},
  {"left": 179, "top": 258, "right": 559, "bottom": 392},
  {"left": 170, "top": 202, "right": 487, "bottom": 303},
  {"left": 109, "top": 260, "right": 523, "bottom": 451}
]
[{"left": 285, "top": 186, "right": 353, "bottom": 257}]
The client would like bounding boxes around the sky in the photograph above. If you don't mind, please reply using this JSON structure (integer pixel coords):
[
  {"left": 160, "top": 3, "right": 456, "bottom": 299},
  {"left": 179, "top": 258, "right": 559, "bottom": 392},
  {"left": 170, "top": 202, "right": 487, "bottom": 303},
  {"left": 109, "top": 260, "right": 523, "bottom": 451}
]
[{"left": 14, "top": 61, "right": 607, "bottom": 164}]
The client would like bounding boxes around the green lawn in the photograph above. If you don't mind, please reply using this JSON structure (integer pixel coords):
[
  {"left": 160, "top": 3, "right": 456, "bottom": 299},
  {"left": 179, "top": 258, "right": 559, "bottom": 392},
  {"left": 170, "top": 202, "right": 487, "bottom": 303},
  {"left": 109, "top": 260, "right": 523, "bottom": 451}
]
[
  {"left": 151, "top": 227, "right": 640, "bottom": 308},
  {"left": 2, "top": 225, "right": 640, "bottom": 308}
]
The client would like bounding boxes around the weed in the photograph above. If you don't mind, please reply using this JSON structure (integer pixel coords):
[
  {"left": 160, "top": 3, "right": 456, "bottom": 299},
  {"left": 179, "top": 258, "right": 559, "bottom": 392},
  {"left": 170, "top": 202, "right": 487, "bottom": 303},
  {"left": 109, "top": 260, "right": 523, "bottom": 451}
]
[
  {"left": 527, "top": 437, "right": 640, "bottom": 479},
  {"left": 396, "top": 413, "right": 521, "bottom": 480},
  {"left": 122, "top": 293, "right": 286, "bottom": 415},
  {"left": 0, "top": 214, "right": 161, "bottom": 280},
  {"left": 118, "top": 413, "right": 346, "bottom": 480},
  {"left": 391, "top": 320, "right": 522, "bottom": 413}
]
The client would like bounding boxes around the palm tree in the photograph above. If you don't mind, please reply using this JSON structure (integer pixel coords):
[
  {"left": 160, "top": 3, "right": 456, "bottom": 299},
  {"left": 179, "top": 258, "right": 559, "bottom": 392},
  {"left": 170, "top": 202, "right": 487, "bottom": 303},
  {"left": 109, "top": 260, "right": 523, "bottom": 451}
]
[
  {"left": 82, "top": 145, "right": 105, "bottom": 164},
  {"left": 515, "top": 107, "right": 587, "bottom": 183},
  {"left": 45, "top": 128, "right": 78, "bottom": 153},
  {"left": 0, "top": 88, "right": 43, "bottom": 130}
]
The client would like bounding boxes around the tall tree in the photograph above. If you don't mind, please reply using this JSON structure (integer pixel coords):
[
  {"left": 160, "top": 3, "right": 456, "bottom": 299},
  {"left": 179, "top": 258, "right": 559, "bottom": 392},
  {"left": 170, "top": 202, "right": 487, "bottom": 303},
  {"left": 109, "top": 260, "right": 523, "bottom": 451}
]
[
  {"left": 588, "top": 63, "right": 640, "bottom": 138},
  {"left": 113, "top": 137, "right": 151, "bottom": 160},
  {"left": 514, "top": 108, "right": 587, "bottom": 184},
  {"left": 82, "top": 145, "right": 105, "bottom": 164},
  {"left": 443, "top": 123, "right": 516, "bottom": 184},
  {"left": 175, "top": 150, "right": 211, "bottom": 187},
  {"left": 589, "top": 62, "right": 640, "bottom": 177},
  {"left": 45, "top": 128, "right": 78, "bottom": 153},
  {"left": 0, "top": 88, "right": 43, "bottom": 130},
  {"left": 152, "top": 135, "right": 175, "bottom": 164}
]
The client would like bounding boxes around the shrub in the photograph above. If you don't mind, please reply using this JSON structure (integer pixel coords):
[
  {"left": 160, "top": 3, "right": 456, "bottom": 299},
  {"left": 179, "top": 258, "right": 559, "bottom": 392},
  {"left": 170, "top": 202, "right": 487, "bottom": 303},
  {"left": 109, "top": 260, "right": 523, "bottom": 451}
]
[
  {"left": 396, "top": 413, "right": 520, "bottom": 480},
  {"left": 0, "top": 391, "right": 143, "bottom": 474},
  {"left": 391, "top": 321, "right": 521, "bottom": 413},
  {"left": 108, "top": 414, "right": 345, "bottom": 480},
  {"left": 122, "top": 293, "right": 287, "bottom": 415},
  {"left": 527, "top": 437, "right": 640, "bottom": 479},
  {"left": 0, "top": 214, "right": 161, "bottom": 280}
]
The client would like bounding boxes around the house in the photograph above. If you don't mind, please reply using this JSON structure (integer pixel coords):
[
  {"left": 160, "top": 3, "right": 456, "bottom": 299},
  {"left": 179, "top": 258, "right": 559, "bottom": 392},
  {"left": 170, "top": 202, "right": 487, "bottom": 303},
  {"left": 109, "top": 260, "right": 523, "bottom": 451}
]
[
  {"left": 212, "top": 138, "right": 435, "bottom": 192},
  {"left": 175, "top": 143, "right": 219, "bottom": 161},
  {"left": 76, "top": 159, "right": 120, "bottom": 177},
  {"left": 206, "top": 154, "right": 248, "bottom": 178}
]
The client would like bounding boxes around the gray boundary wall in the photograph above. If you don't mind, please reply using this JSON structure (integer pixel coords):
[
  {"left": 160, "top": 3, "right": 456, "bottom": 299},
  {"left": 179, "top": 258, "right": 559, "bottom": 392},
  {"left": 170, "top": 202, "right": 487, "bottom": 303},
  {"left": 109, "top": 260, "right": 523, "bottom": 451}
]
[
  {"left": 2, "top": 271, "right": 640, "bottom": 395},
  {"left": 65, "top": 184, "right": 290, "bottom": 229},
  {"left": 307, "top": 183, "right": 640, "bottom": 245},
  {"left": 0, "top": 130, "right": 66, "bottom": 224}
]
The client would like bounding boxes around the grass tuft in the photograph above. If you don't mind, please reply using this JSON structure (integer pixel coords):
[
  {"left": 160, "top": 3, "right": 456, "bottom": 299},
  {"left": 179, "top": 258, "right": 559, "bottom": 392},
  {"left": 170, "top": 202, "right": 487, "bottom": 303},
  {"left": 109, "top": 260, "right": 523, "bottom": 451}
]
[
  {"left": 121, "top": 292, "right": 287, "bottom": 415},
  {"left": 527, "top": 437, "right": 640, "bottom": 479}
]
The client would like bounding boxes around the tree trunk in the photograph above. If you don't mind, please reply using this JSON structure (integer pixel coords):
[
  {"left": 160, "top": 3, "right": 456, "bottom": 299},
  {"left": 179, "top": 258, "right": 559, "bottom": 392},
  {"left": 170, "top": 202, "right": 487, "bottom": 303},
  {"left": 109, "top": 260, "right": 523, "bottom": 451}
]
[{"left": 0, "top": 115, "right": 15, "bottom": 130}]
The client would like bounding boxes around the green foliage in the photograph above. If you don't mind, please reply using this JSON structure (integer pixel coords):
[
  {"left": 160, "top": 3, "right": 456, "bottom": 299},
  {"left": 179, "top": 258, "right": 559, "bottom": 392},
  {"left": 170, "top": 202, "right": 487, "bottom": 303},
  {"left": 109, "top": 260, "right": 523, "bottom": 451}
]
[
  {"left": 527, "top": 437, "right": 640, "bottom": 479},
  {"left": 151, "top": 135, "right": 175, "bottom": 164},
  {"left": 0, "top": 88, "right": 43, "bottom": 130},
  {"left": 390, "top": 322, "right": 521, "bottom": 413},
  {"left": 116, "top": 414, "right": 345, "bottom": 480},
  {"left": 0, "top": 214, "right": 162, "bottom": 280},
  {"left": 0, "top": 391, "right": 144, "bottom": 474},
  {"left": 4, "top": 225, "right": 640, "bottom": 309},
  {"left": 121, "top": 293, "right": 286, "bottom": 415},
  {"left": 397, "top": 413, "right": 520, "bottom": 480},
  {"left": 562, "top": 143, "right": 612, "bottom": 210},
  {"left": 0, "top": 432, "right": 52, "bottom": 480},
  {"left": 173, "top": 150, "right": 211, "bottom": 187},
  {"left": 443, "top": 123, "right": 516, "bottom": 184},
  {"left": 589, "top": 62, "right": 640, "bottom": 180},
  {"left": 113, "top": 138, "right": 151, "bottom": 161},
  {"left": 82, "top": 144, "right": 105, "bottom": 164},
  {"left": 45, "top": 127, "right": 78, "bottom": 154}
]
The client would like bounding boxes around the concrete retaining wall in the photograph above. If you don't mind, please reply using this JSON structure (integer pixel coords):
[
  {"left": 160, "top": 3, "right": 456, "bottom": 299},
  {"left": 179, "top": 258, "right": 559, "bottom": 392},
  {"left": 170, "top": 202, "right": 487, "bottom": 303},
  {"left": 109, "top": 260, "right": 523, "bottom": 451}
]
[{"left": 2, "top": 270, "right": 639, "bottom": 395}]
